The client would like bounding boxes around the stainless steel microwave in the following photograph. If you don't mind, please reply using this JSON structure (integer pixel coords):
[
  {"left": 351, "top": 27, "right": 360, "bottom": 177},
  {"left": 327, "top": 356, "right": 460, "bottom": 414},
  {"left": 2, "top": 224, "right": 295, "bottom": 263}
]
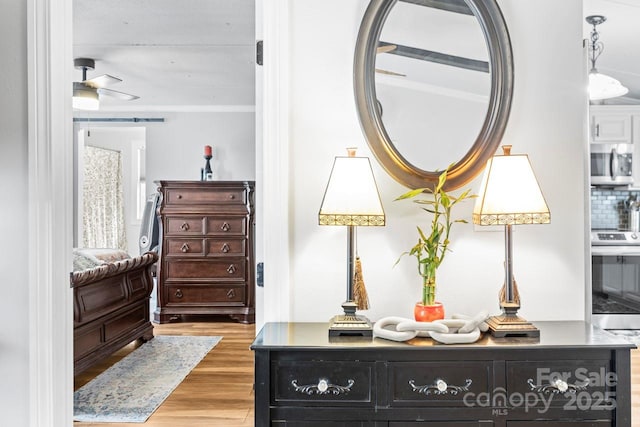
[{"left": 591, "top": 143, "right": 633, "bottom": 186}]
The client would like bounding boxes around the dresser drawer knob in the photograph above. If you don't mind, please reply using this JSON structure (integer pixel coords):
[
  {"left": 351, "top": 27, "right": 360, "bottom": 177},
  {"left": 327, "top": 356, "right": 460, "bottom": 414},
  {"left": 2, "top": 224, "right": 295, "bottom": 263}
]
[
  {"left": 554, "top": 379, "right": 569, "bottom": 393},
  {"left": 226, "top": 289, "right": 236, "bottom": 299},
  {"left": 181, "top": 243, "right": 190, "bottom": 252},
  {"left": 291, "top": 378, "right": 354, "bottom": 395},
  {"left": 177, "top": 194, "right": 183, "bottom": 199},
  {"left": 221, "top": 222, "right": 230, "bottom": 232},
  {"left": 229, "top": 194, "right": 235, "bottom": 200},
  {"left": 227, "top": 264, "right": 237, "bottom": 274},
  {"left": 175, "top": 289, "right": 183, "bottom": 298},
  {"left": 409, "top": 378, "right": 472, "bottom": 395},
  {"left": 527, "top": 377, "right": 589, "bottom": 394},
  {"left": 436, "top": 379, "right": 448, "bottom": 392},
  {"left": 221, "top": 243, "right": 230, "bottom": 253},
  {"left": 180, "top": 222, "right": 190, "bottom": 231}
]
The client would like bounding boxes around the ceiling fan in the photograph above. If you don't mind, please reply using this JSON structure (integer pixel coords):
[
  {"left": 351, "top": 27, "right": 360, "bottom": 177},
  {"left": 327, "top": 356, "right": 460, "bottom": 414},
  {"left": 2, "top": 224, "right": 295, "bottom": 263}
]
[
  {"left": 72, "top": 58, "right": 139, "bottom": 110},
  {"left": 375, "top": 44, "right": 406, "bottom": 77}
]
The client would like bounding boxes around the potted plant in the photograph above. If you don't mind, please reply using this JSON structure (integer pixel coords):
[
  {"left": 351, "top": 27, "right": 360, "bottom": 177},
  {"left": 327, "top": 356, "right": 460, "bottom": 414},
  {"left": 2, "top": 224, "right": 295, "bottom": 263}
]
[{"left": 395, "top": 167, "right": 474, "bottom": 322}]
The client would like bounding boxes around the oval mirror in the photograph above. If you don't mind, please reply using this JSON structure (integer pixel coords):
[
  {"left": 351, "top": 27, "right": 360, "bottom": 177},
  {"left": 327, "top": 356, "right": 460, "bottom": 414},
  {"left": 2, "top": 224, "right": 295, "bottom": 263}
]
[{"left": 354, "top": 0, "right": 513, "bottom": 191}]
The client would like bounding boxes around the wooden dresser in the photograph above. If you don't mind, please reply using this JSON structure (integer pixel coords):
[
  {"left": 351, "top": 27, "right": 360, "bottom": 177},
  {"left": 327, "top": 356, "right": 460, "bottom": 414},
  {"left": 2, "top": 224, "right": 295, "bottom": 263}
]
[
  {"left": 154, "top": 180, "right": 255, "bottom": 324},
  {"left": 252, "top": 321, "right": 633, "bottom": 426}
]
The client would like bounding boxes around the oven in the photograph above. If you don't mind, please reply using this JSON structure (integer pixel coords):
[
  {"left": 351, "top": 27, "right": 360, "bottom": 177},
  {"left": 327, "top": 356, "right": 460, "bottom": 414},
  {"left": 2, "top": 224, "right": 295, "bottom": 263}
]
[{"left": 591, "top": 230, "right": 640, "bottom": 328}]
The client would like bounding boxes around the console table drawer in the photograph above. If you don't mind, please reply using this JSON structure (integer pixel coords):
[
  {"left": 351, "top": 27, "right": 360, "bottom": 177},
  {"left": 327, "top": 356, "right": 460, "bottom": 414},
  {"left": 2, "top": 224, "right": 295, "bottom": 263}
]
[
  {"left": 273, "top": 361, "right": 374, "bottom": 405},
  {"left": 389, "top": 361, "right": 492, "bottom": 406},
  {"left": 507, "top": 422, "right": 611, "bottom": 426},
  {"left": 506, "top": 360, "right": 613, "bottom": 408}
]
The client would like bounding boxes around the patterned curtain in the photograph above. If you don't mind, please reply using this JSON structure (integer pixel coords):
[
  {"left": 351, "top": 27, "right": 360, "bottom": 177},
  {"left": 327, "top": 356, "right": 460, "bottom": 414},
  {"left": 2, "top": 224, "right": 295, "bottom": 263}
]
[{"left": 82, "top": 146, "right": 127, "bottom": 250}]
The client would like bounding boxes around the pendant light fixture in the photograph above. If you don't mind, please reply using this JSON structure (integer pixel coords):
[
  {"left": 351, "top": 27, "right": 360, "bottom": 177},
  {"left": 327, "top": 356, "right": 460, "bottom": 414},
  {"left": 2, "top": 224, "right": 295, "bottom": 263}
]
[{"left": 586, "top": 15, "right": 628, "bottom": 101}]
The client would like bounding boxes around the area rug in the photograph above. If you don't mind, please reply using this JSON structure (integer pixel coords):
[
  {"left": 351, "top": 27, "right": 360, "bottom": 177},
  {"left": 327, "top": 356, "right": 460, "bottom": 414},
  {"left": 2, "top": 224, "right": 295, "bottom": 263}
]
[{"left": 74, "top": 335, "right": 222, "bottom": 423}]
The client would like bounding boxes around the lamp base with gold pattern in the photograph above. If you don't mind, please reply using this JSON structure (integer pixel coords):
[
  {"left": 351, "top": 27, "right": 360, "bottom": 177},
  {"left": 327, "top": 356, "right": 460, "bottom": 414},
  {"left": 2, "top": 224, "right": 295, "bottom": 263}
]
[
  {"left": 328, "top": 301, "right": 373, "bottom": 337},
  {"left": 487, "top": 302, "right": 539, "bottom": 338}
]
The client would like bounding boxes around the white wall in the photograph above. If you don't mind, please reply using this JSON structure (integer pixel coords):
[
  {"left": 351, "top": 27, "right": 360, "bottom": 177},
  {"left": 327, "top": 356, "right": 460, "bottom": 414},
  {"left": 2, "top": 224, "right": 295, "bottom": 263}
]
[
  {"left": 283, "top": 0, "right": 587, "bottom": 323},
  {"left": 74, "top": 111, "right": 256, "bottom": 198},
  {"left": 0, "top": 0, "right": 30, "bottom": 423}
]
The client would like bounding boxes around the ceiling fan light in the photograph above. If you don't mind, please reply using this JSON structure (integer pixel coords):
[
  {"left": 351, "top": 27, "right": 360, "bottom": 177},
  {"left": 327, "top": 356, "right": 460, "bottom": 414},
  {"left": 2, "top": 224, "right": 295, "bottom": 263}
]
[
  {"left": 588, "top": 71, "right": 629, "bottom": 101},
  {"left": 72, "top": 82, "right": 99, "bottom": 110}
]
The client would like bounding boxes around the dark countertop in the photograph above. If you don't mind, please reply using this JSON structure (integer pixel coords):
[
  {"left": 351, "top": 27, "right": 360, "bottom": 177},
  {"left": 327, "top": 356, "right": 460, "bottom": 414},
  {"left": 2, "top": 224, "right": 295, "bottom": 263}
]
[{"left": 251, "top": 321, "right": 636, "bottom": 351}]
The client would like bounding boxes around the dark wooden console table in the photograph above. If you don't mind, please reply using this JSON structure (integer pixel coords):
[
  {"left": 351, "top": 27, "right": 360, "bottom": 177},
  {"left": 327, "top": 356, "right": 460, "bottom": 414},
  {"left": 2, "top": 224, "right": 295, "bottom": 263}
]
[{"left": 251, "top": 321, "right": 634, "bottom": 426}]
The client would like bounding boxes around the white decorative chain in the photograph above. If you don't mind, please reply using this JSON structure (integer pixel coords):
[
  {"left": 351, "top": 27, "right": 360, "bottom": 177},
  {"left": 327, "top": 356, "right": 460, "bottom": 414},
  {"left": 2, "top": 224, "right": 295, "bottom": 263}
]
[{"left": 373, "top": 311, "right": 490, "bottom": 344}]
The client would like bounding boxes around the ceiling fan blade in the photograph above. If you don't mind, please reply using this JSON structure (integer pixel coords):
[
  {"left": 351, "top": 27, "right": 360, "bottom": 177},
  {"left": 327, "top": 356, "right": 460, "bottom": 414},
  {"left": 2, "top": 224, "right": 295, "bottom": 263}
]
[
  {"left": 377, "top": 44, "right": 397, "bottom": 54},
  {"left": 375, "top": 68, "right": 406, "bottom": 77},
  {"left": 97, "top": 87, "right": 139, "bottom": 101},
  {"left": 84, "top": 74, "right": 122, "bottom": 89}
]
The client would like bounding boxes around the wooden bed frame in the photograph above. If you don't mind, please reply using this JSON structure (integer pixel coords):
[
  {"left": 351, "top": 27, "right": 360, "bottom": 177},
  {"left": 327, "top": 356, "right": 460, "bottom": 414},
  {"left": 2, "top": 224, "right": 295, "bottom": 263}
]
[{"left": 71, "top": 252, "right": 158, "bottom": 375}]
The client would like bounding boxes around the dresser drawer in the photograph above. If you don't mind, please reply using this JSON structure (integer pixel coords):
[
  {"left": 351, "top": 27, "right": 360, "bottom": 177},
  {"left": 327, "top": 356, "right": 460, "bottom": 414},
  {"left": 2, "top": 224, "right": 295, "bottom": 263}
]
[
  {"left": 206, "top": 217, "right": 246, "bottom": 235},
  {"left": 166, "top": 284, "right": 245, "bottom": 304},
  {"left": 165, "top": 216, "right": 204, "bottom": 235},
  {"left": 273, "top": 361, "right": 374, "bottom": 406},
  {"left": 206, "top": 238, "right": 246, "bottom": 256},
  {"left": 389, "top": 361, "right": 492, "bottom": 406},
  {"left": 506, "top": 360, "right": 614, "bottom": 409},
  {"left": 165, "top": 187, "right": 248, "bottom": 205},
  {"left": 165, "top": 259, "right": 245, "bottom": 280},
  {"left": 165, "top": 238, "right": 204, "bottom": 256}
]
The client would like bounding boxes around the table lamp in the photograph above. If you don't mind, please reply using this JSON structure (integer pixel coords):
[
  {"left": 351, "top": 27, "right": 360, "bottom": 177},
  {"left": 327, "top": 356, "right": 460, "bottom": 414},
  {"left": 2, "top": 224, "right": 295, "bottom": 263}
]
[
  {"left": 319, "top": 148, "right": 385, "bottom": 337},
  {"left": 472, "top": 145, "right": 550, "bottom": 338}
]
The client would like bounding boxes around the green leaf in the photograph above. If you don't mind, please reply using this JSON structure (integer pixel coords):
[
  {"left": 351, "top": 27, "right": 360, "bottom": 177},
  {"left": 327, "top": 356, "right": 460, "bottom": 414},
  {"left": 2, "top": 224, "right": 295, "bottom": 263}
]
[
  {"left": 395, "top": 187, "right": 428, "bottom": 201},
  {"left": 436, "top": 170, "right": 447, "bottom": 192}
]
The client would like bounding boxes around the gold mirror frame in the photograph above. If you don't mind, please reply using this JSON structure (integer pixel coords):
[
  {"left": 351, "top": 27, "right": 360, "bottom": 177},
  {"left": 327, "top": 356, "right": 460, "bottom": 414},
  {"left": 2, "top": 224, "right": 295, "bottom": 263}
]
[{"left": 354, "top": 0, "right": 514, "bottom": 191}]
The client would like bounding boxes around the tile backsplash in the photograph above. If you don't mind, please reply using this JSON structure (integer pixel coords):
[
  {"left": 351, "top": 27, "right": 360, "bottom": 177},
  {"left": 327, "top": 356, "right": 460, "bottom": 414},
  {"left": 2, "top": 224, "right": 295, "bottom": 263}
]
[{"left": 591, "top": 188, "right": 640, "bottom": 230}]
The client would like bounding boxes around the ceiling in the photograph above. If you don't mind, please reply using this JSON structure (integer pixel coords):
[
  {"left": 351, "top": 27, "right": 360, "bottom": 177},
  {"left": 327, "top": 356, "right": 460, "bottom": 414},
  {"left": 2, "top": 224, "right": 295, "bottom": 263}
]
[
  {"left": 73, "top": 0, "right": 256, "bottom": 112},
  {"left": 73, "top": 0, "right": 639, "bottom": 113},
  {"left": 584, "top": 0, "right": 640, "bottom": 104}
]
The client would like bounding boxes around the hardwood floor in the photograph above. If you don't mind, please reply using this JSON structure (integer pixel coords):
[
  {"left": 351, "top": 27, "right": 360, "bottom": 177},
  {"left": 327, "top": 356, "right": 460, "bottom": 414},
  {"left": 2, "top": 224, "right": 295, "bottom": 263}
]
[
  {"left": 74, "top": 321, "right": 256, "bottom": 427},
  {"left": 75, "top": 323, "right": 640, "bottom": 426}
]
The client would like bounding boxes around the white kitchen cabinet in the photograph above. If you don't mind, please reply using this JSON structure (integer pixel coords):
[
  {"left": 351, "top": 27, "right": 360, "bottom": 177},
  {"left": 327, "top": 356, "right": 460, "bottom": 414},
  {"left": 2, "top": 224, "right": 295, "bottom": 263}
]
[{"left": 591, "top": 112, "right": 632, "bottom": 143}]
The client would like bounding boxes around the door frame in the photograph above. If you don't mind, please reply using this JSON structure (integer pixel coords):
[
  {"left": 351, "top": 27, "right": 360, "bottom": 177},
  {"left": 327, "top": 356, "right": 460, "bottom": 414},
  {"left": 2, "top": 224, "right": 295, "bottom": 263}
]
[{"left": 29, "top": 0, "right": 291, "bottom": 424}]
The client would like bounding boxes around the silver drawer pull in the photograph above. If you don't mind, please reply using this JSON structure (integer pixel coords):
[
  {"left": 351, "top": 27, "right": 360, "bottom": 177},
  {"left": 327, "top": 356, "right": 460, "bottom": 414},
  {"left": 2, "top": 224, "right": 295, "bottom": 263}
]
[
  {"left": 291, "top": 378, "right": 354, "bottom": 395},
  {"left": 221, "top": 222, "right": 230, "bottom": 232},
  {"left": 409, "top": 378, "right": 472, "bottom": 395},
  {"left": 180, "top": 222, "right": 189, "bottom": 231},
  {"left": 221, "top": 243, "right": 230, "bottom": 253},
  {"left": 226, "top": 289, "right": 236, "bottom": 299},
  {"left": 175, "top": 289, "right": 183, "bottom": 298},
  {"left": 227, "top": 264, "right": 236, "bottom": 274},
  {"left": 181, "top": 243, "right": 190, "bottom": 253},
  {"left": 527, "top": 378, "right": 589, "bottom": 394}
]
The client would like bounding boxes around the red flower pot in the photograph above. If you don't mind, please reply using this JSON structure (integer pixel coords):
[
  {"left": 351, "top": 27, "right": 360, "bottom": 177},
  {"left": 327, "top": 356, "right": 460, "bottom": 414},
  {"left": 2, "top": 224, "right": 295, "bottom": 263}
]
[{"left": 414, "top": 301, "right": 445, "bottom": 322}]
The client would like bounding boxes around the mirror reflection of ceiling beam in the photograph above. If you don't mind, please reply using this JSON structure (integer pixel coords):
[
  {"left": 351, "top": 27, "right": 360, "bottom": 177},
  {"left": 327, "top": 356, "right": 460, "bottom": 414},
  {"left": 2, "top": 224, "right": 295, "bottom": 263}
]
[
  {"left": 378, "top": 41, "right": 489, "bottom": 73},
  {"left": 399, "top": 0, "right": 473, "bottom": 16}
]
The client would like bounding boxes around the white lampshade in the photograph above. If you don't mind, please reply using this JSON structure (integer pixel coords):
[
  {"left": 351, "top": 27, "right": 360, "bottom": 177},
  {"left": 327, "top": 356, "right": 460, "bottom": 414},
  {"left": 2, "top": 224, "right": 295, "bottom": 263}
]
[
  {"left": 589, "top": 71, "right": 629, "bottom": 101},
  {"left": 72, "top": 82, "right": 100, "bottom": 111},
  {"left": 319, "top": 150, "right": 385, "bottom": 227},
  {"left": 473, "top": 146, "right": 550, "bottom": 226}
]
